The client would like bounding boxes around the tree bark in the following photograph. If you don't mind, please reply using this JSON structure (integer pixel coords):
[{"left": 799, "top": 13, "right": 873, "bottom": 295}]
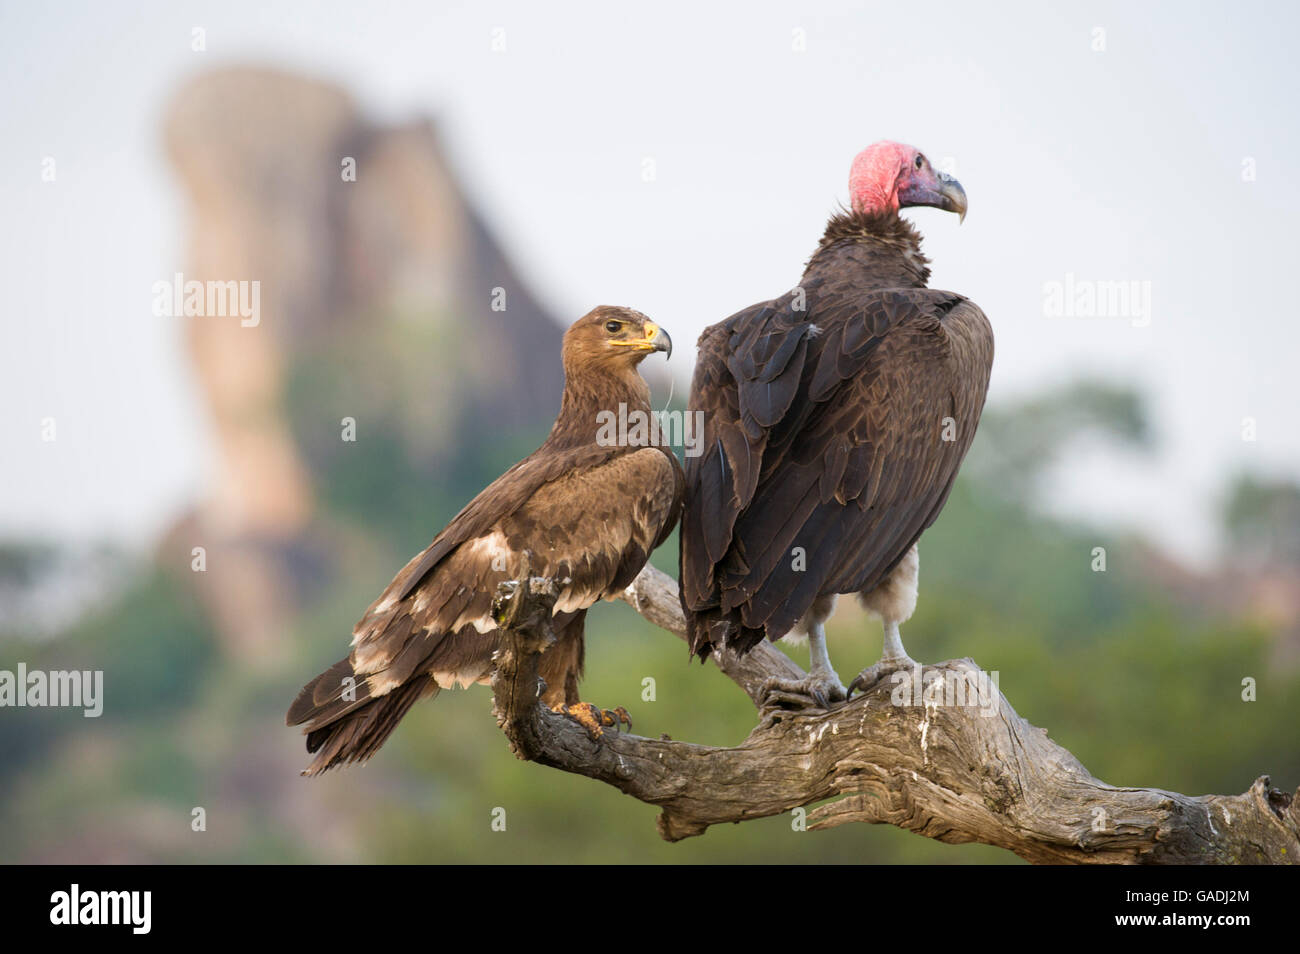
[{"left": 490, "top": 565, "right": 1299, "bottom": 864}]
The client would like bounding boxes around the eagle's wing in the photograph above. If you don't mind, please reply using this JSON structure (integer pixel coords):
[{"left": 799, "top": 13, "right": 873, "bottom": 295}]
[
  {"left": 682, "top": 287, "right": 992, "bottom": 652},
  {"left": 386, "top": 451, "right": 567, "bottom": 605},
  {"left": 288, "top": 446, "right": 682, "bottom": 743}
]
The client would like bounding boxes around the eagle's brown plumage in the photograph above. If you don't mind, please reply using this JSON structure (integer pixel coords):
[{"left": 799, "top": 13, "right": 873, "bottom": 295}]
[
  {"left": 680, "top": 143, "right": 993, "bottom": 686},
  {"left": 288, "top": 306, "right": 682, "bottom": 774}
]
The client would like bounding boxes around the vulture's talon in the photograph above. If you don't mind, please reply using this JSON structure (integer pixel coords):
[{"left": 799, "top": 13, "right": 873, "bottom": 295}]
[
  {"left": 846, "top": 656, "right": 918, "bottom": 699},
  {"left": 760, "top": 689, "right": 815, "bottom": 712},
  {"left": 759, "top": 674, "right": 846, "bottom": 712}
]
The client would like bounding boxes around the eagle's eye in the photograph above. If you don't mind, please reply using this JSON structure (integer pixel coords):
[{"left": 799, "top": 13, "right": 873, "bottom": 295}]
[
  {"left": 605, "top": 320, "right": 622, "bottom": 334},
  {"left": 914, "top": 154, "right": 924, "bottom": 170}
]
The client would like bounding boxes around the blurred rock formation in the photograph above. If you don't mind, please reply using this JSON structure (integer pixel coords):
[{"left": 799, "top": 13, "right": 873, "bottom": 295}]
[{"left": 160, "top": 67, "right": 565, "bottom": 662}]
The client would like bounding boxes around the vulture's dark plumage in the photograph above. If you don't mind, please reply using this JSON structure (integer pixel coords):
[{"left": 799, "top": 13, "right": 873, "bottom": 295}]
[
  {"left": 680, "top": 141, "right": 993, "bottom": 701},
  {"left": 289, "top": 307, "right": 681, "bottom": 774}
]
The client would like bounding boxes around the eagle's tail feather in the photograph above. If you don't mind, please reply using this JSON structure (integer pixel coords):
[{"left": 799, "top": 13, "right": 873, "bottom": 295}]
[{"left": 287, "top": 658, "right": 439, "bottom": 776}]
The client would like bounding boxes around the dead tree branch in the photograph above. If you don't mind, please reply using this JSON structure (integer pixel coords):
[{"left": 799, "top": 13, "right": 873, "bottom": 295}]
[{"left": 489, "top": 565, "right": 1299, "bottom": 863}]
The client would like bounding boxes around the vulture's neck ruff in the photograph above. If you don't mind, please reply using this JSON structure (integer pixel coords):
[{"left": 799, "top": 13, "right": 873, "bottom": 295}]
[{"left": 808, "top": 210, "right": 932, "bottom": 288}]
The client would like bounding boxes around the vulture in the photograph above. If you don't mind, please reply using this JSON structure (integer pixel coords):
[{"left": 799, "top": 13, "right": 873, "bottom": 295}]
[
  {"left": 680, "top": 141, "right": 993, "bottom": 704},
  {"left": 288, "top": 306, "right": 682, "bottom": 774}
]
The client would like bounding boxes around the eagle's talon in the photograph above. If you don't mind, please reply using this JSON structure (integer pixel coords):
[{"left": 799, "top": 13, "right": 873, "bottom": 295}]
[
  {"left": 606, "top": 705, "right": 633, "bottom": 733},
  {"left": 552, "top": 702, "right": 632, "bottom": 739},
  {"left": 551, "top": 702, "right": 607, "bottom": 739}
]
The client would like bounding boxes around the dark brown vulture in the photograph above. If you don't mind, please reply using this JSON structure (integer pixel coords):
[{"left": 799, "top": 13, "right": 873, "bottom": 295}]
[
  {"left": 288, "top": 306, "right": 681, "bottom": 774},
  {"left": 680, "top": 141, "right": 993, "bottom": 704}
]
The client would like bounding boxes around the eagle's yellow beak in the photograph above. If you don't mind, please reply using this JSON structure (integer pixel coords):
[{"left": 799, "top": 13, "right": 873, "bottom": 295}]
[{"left": 611, "top": 322, "right": 672, "bottom": 358}]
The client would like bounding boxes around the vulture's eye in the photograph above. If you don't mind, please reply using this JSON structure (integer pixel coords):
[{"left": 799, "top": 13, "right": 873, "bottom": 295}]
[
  {"left": 914, "top": 154, "right": 924, "bottom": 170},
  {"left": 605, "top": 320, "right": 622, "bottom": 334}
]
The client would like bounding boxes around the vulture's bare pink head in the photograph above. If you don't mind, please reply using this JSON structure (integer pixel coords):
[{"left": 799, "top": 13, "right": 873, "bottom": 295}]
[{"left": 849, "top": 141, "right": 968, "bottom": 222}]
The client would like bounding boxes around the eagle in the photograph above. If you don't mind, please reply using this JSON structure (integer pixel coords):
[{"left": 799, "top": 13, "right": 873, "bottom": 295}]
[
  {"left": 288, "top": 306, "right": 681, "bottom": 774},
  {"left": 679, "top": 141, "right": 993, "bottom": 704}
]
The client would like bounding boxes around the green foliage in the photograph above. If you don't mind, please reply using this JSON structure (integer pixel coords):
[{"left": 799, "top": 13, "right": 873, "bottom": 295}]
[
  {"left": 1, "top": 380, "right": 1296, "bottom": 863},
  {"left": 1221, "top": 472, "right": 1300, "bottom": 567},
  {"left": 967, "top": 378, "right": 1154, "bottom": 501}
]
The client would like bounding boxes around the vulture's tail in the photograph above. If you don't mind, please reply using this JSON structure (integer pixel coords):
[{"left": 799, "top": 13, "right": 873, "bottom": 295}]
[
  {"left": 286, "top": 657, "right": 439, "bottom": 776},
  {"left": 682, "top": 603, "right": 769, "bottom": 661}
]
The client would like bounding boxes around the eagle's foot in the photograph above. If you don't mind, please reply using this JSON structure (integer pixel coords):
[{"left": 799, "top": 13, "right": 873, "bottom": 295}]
[
  {"left": 551, "top": 702, "right": 632, "bottom": 739},
  {"left": 846, "top": 655, "right": 917, "bottom": 699},
  {"left": 759, "top": 672, "right": 847, "bottom": 711},
  {"left": 603, "top": 705, "right": 633, "bottom": 733}
]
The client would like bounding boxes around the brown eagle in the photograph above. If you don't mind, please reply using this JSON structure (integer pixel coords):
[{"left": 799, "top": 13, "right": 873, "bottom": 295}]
[
  {"left": 289, "top": 306, "right": 681, "bottom": 774},
  {"left": 680, "top": 141, "right": 993, "bottom": 704}
]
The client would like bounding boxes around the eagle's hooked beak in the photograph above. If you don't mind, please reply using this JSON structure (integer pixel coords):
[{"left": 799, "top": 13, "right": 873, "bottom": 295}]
[
  {"left": 645, "top": 322, "right": 672, "bottom": 359},
  {"left": 612, "top": 321, "right": 672, "bottom": 359}
]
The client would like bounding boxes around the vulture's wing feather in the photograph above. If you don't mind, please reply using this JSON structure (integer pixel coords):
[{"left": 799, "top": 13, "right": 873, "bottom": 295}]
[
  {"left": 683, "top": 287, "right": 992, "bottom": 650},
  {"left": 681, "top": 291, "right": 818, "bottom": 593}
]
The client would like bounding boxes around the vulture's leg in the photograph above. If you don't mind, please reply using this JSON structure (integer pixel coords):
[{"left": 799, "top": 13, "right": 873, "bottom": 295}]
[
  {"left": 882, "top": 619, "right": 910, "bottom": 661},
  {"left": 760, "top": 596, "right": 848, "bottom": 710},
  {"left": 846, "top": 545, "right": 921, "bottom": 698},
  {"left": 807, "top": 623, "right": 849, "bottom": 698},
  {"left": 846, "top": 619, "right": 918, "bottom": 697}
]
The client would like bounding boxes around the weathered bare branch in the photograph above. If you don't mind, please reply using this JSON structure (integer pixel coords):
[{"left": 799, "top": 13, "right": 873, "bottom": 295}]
[
  {"left": 490, "top": 565, "right": 1299, "bottom": 863},
  {"left": 615, "top": 563, "right": 805, "bottom": 704}
]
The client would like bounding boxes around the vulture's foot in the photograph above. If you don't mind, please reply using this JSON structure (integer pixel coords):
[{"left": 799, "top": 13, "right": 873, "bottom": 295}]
[
  {"left": 846, "top": 656, "right": 917, "bottom": 699},
  {"left": 551, "top": 702, "right": 632, "bottom": 739},
  {"left": 759, "top": 672, "right": 847, "bottom": 712}
]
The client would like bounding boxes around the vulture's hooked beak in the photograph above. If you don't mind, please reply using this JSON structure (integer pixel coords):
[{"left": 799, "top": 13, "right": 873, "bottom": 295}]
[
  {"left": 938, "top": 172, "right": 968, "bottom": 224},
  {"left": 899, "top": 169, "right": 968, "bottom": 223}
]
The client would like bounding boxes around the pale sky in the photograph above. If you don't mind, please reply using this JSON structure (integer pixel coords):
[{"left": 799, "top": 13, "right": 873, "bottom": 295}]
[{"left": 2, "top": 0, "right": 1298, "bottom": 567}]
